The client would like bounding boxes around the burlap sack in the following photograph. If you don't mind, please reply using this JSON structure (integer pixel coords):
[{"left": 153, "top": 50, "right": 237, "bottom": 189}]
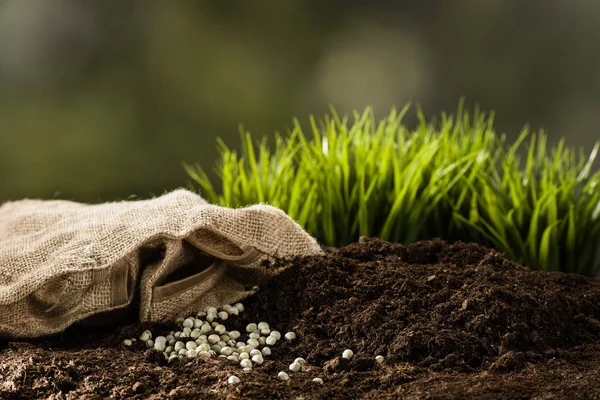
[{"left": 0, "top": 189, "right": 323, "bottom": 338}]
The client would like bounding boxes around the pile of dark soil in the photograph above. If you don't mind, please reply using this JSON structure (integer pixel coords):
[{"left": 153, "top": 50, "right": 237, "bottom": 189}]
[{"left": 2, "top": 238, "right": 600, "bottom": 399}]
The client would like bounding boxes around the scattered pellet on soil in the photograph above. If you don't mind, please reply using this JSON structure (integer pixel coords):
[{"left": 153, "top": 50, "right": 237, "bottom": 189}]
[
  {"left": 342, "top": 349, "right": 354, "bottom": 360},
  {"left": 289, "top": 361, "right": 302, "bottom": 372},
  {"left": 278, "top": 371, "right": 290, "bottom": 381}
]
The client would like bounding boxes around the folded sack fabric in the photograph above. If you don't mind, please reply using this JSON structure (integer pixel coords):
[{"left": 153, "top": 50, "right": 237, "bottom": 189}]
[{"left": 0, "top": 189, "right": 323, "bottom": 338}]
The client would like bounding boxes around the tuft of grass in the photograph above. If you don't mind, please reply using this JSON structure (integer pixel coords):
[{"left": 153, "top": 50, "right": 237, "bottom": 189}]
[{"left": 184, "top": 104, "right": 600, "bottom": 275}]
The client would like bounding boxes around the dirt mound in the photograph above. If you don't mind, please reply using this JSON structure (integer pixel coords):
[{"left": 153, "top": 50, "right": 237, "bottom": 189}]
[
  {"left": 238, "top": 238, "right": 600, "bottom": 372},
  {"left": 2, "top": 238, "right": 600, "bottom": 399}
]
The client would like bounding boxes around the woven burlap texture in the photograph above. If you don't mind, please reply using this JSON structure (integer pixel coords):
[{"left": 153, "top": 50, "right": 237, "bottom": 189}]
[{"left": 0, "top": 189, "right": 323, "bottom": 338}]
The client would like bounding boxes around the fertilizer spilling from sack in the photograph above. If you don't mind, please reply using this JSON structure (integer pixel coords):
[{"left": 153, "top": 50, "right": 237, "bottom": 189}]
[{"left": 0, "top": 189, "right": 322, "bottom": 338}]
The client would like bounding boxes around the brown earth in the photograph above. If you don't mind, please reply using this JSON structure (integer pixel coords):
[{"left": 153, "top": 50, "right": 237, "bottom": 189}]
[{"left": 2, "top": 238, "right": 600, "bottom": 399}]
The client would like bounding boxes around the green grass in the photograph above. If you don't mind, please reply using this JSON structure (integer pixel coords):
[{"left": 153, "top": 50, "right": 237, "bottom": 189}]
[{"left": 184, "top": 103, "right": 600, "bottom": 275}]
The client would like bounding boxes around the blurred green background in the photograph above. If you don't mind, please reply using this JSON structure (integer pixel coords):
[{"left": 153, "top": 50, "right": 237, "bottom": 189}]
[{"left": 1, "top": 0, "right": 599, "bottom": 203}]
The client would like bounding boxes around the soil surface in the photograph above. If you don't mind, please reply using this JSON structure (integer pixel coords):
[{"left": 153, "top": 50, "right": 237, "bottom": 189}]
[{"left": 2, "top": 238, "right": 600, "bottom": 399}]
